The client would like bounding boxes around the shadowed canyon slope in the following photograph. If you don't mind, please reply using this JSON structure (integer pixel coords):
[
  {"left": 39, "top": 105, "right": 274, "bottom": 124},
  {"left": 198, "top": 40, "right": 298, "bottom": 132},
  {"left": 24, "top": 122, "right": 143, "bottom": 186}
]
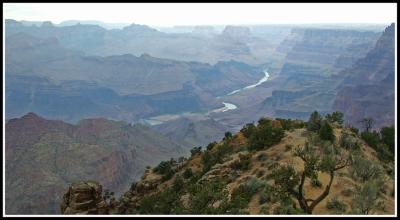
[
  {"left": 5, "top": 113, "right": 189, "bottom": 214},
  {"left": 333, "top": 23, "right": 395, "bottom": 129}
]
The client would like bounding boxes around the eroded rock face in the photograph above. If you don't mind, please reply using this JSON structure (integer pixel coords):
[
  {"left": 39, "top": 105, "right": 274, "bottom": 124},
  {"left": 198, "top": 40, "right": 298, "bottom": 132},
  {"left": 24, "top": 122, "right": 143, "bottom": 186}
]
[
  {"left": 333, "top": 23, "right": 395, "bottom": 129},
  {"left": 5, "top": 113, "right": 187, "bottom": 214},
  {"left": 61, "top": 181, "right": 109, "bottom": 214}
]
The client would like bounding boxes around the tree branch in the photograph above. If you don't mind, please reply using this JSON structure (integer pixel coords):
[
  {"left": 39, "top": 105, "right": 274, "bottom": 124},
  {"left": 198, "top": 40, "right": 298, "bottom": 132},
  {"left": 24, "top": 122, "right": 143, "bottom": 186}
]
[
  {"left": 309, "top": 171, "right": 335, "bottom": 211},
  {"left": 334, "top": 158, "right": 350, "bottom": 171}
]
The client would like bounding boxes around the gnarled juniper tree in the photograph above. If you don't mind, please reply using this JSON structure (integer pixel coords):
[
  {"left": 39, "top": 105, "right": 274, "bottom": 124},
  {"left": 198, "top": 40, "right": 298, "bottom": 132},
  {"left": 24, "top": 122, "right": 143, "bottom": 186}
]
[{"left": 271, "top": 141, "right": 350, "bottom": 214}]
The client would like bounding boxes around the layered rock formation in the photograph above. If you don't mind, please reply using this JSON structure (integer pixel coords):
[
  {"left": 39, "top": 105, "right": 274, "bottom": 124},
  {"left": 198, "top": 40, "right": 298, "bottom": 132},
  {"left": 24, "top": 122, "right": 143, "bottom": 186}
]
[
  {"left": 333, "top": 23, "right": 395, "bottom": 129},
  {"left": 60, "top": 181, "right": 109, "bottom": 214},
  {"left": 277, "top": 28, "right": 381, "bottom": 73},
  {"left": 154, "top": 116, "right": 228, "bottom": 147},
  {"left": 213, "top": 25, "right": 391, "bottom": 130},
  {"left": 5, "top": 32, "right": 264, "bottom": 122},
  {"left": 5, "top": 113, "right": 187, "bottom": 214},
  {"left": 5, "top": 19, "right": 273, "bottom": 65}
]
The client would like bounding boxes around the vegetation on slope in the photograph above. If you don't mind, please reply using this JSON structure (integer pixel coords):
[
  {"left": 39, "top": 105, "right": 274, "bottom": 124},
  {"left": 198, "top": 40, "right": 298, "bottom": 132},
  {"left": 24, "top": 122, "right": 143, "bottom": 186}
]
[{"left": 61, "top": 111, "right": 395, "bottom": 215}]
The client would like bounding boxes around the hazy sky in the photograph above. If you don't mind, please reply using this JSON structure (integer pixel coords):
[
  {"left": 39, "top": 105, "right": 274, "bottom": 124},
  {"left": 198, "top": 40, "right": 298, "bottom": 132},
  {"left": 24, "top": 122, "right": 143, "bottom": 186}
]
[{"left": 3, "top": 3, "right": 397, "bottom": 27}]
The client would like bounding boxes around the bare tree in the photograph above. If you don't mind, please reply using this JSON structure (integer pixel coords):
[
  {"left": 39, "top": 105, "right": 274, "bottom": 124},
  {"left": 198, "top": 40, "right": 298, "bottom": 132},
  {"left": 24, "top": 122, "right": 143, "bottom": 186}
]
[{"left": 359, "top": 118, "right": 374, "bottom": 132}]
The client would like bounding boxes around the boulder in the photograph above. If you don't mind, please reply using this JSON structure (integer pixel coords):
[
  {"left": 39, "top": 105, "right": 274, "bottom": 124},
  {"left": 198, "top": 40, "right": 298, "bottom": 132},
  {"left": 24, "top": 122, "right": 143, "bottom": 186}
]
[{"left": 61, "top": 181, "right": 109, "bottom": 214}]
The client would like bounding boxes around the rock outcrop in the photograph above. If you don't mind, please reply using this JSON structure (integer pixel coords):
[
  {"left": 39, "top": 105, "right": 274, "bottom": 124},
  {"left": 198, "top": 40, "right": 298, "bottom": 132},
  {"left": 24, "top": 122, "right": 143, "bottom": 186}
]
[{"left": 61, "top": 181, "right": 109, "bottom": 214}]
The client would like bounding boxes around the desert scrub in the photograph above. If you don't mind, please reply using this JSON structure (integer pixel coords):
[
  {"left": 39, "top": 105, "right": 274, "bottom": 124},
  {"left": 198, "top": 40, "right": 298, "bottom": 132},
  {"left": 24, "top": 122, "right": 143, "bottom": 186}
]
[
  {"left": 326, "top": 197, "right": 347, "bottom": 214},
  {"left": 261, "top": 183, "right": 275, "bottom": 203},
  {"left": 259, "top": 205, "right": 270, "bottom": 214},
  {"left": 285, "top": 144, "right": 293, "bottom": 151},
  {"left": 339, "top": 131, "right": 361, "bottom": 151},
  {"left": 310, "top": 178, "right": 322, "bottom": 188},
  {"left": 232, "top": 177, "right": 263, "bottom": 203},
  {"left": 248, "top": 118, "right": 285, "bottom": 151},
  {"left": 257, "top": 153, "right": 268, "bottom": 161},
  {"left": 230, "top": 153, "right": 252, "bottom": 170},
  {"left": 153, "top": 160, "right": 175, "bottom": 182},
  {"left": 350, "top": 156, "right": 383, "bottom": 182},
  {"left": 267, "top": 162, "right": 279, "bottom": 171},
  {"left": 183, "top": 168, "right": 193, "bottom": 179},
  {"left": 351, "top": 180, "right": 385, "bottom": 214},
  {"left": 341, "top": 188, "right": 353, "bottom": 197},
  {"left": 259, "top": 192, "right": 269, "bottom": 205},
  {"left": 256, "top": 170, "right": 265, "bottom": 178}
]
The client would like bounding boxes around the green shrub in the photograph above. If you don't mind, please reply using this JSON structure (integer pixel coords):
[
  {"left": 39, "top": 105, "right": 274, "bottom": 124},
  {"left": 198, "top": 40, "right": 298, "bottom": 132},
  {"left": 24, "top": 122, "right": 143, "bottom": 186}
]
[
  {"left": 130, "top": 182, "right": 138, "bottom": 191},
  {"left": 326, "top": 197, "right": 347, "bottom": 214},
  {"left": 138, "top": 188, "right": 184, "bottom": 214},
  {"left": 349, "top": 126, "right": 359, "bottom": 135},
  {"left": 177, "top": 157, "right": 186, "bottom": 163},
  {"left": 153, "top": 160, "right": 175, "bottom": 182},
  {"left": 240, "top": 123, "right": 256, "bottom": 138},
  {"left": 259, "top": 205, "right": 270, "bottom": 214},
  {"left": 350, "top": 156, "right": 382, "bottom": 182},
  {"left": 232, "top": 178, "right": 263, "bottom": 203},
  {"left": 361, "top": 131, "right": 380, "bottom": 149},
  {"left": 325, "top": 111, "right": 344, "bottom": 125},
  {"left": 259, "top": 184, "right": 274, "bottom": 204},
  {"left": 380, "top": 126, "right": 394, "bottom": 153},
  {"left": 256, "top": 170, "right": 265, "bottom": 178},
  {"left": 307, "top": 111, "right": 322, "bottom": 132},
  {"left": 273, "top": 204, "right": 304, "bottom": 215},
  {"left": 248, "top": 122, "right": 285, "bottom": 151},
  {"left": 310, "top": 178, "right": 322, "bottom": 188},
  {"left": 341, "top": 188, "right": 353, "bottom": 197},
  {"left": 351, "top": 180, "right": 385, "bottom": 214},
  {"left": 201, "top": 143, "right": 230, "bottom": 173},
  {"left": 257, "top": 153, "right": 268, "bottom": 161},
  {"left": 285, "top": 144, "right": 293, "bottom": 151},
  {"left": 259, "top": 192, "right": 270, "bottom": 205},
  {"left": 183, "top": 168, "right": 193, "bottom": 179},
  {"left": 276, "top": 118, "right": 305, "bottom": 131},
  {"left": 153, "top": 161, "right": 171, "bottom": 174},
  {"left": 187, "top": 179, "right": 231, "bottom": 214},
  {"left": 172, "top": 175, "right": 184, "bottom": 192},
  {"left": 246, "top": 178, "right": 264, "bottom": 194},
  {"left": 361, "top": 129, "right": 394, "bottom": 162},
  {"left": 339, "top": 132, "right": 361, "bottom": 151},
  {"left": 223, "top": 132, "right": 233, "bottom": 141},
  {"left": 319, "top": 121, "right": 335, "bottom": 142},
  {"left": 206, "top": 142, "right": 217, "bottom": 151},
  {"left": 375, "top": 143, "right": 394, "bottom": 162},
  {"left": 230, "top": 153, "right": 252, "bottom": 170},
  {"left": 190, "top": 146, "right": 202, "bottom": 157}
]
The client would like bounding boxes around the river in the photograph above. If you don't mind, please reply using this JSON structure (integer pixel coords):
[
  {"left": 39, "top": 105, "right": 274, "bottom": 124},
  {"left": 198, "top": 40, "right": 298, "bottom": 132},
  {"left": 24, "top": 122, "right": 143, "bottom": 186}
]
[
  {"left": 227, "top": 70, "right": 270, "bottom": 96},
  {"left": 218, "top": 70, "right": 270, "bottom": 110},
  {"left": 208, "top": 102, "right": 238, "bottom": 113},
  {"left": 142, "top": 70, "right": 269, "bottom": 125}
]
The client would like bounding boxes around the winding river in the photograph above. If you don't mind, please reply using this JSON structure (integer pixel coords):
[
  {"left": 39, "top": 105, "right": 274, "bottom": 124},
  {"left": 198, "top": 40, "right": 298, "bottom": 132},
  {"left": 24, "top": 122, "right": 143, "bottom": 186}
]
[
  {"left": 217, "top": 70, "right": 270, "bottom": 111},
  {"left": 227, "top": 70, "right": 270, "bottom": 96},
  {"left": 143, "top": 70, "right": 270, "bottom": 125}
]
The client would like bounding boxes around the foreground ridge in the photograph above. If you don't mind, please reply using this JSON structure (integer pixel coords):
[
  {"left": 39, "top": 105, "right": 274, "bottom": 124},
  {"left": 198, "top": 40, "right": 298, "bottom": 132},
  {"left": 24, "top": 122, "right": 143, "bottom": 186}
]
[{"left": 61, "top": 112, "right": 395, "bottom": 215}]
